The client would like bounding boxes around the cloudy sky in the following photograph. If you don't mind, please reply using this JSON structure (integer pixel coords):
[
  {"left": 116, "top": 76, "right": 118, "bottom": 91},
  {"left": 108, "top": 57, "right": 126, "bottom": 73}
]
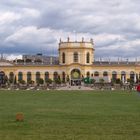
[{"left": 1, "top": 0, "right": 140, "bottom": 60}]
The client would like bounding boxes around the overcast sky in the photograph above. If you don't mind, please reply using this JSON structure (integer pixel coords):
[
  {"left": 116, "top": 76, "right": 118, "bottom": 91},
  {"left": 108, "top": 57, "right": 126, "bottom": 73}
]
[{"left": 1, "top": 0, "right": 140, "bottom": 60}]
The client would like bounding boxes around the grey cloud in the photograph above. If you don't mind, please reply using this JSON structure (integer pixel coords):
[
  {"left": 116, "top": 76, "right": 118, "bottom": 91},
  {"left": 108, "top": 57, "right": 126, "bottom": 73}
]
[{"left": 0, "top": 0, "right": 140, "bottom": 59}]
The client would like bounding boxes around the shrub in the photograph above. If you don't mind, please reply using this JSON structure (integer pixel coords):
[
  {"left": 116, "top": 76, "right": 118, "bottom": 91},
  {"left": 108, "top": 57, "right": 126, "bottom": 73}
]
[
  {"left": 18, "top": 80, "right": 26, "bottom": 84},
  {"left": 54, "top": 78, "right": 61, "bottom": 84},
  {"left": 116, "top": 78, "right": 121, "bottom": 84},
  {"left": 99, "top": 78, "right": 105, "bottom": 83},
  {"left": 127, "top": 78, "right": 134, "bottom": 85},
  {"left": 27, "top": 80, "right": 34, "bottom": 85},
  {"left": 37, "top": 78, "right": 44, "bottom": 85},
  {"left": 9, "top": 79, "right": 13, "bottom": 84},
  {"left": 45, "top": 79, "right": 52, "bottom": 85},
  {"left": 90, "top": 79, "right": 96, "bottom": 84}
]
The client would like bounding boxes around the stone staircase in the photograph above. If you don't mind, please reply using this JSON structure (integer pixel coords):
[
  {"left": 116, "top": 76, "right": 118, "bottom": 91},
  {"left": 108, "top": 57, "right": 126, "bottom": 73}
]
[{"left": 57, "top": 85, "right": 93, "bottom": 90}]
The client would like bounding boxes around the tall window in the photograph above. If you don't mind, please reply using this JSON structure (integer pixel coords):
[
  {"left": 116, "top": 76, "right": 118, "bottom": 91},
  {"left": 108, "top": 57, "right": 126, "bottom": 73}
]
[
  {"left": 27, "top": 72, "right": 32, "bottom": 82},
  {"left": 86, "top": 71, "right": 90, "bottom": 77},
  {"left": 0, "top": 71, "right": 5, "bottom": 84},
  {"left": 121, "top": 71, "right": 126, "bottom": 82},
  {"left": 36, "top": 72, "right": 40, "bottom": 82},
  {"left": 18, "top": 72, "right": 23, "bottom": 81},
  {"left": 45, "top": 72, "right": 49, "bottom": 81},
  {"left": 103, "top": 71, "right": 108, "bottom": 77},
  {"left": 9, "top": 72, "right": 14, "bottom": 83},
  {"left": 94, "top": 71, "right": 99, "bottom": 77},
  {"left": 73, "top": 52, "right": 78, "bottom": 63},
  {"left": 86, "top": 52, "right": 90, "bottom": 63},
  {"left": 62, "top": 52, "right": 65, "bottom": 63},
  {"left": 112, "top": 71, "right": 117, "bottom": 81},
  {"left": 53, "top": 72, "right": 58, "bottom": 80},
  {"left": 62, "top": 72, "right": 65, "bottom": 82},
  {"left": 130, "top": 71, "right": 134, "bottom": 81}
]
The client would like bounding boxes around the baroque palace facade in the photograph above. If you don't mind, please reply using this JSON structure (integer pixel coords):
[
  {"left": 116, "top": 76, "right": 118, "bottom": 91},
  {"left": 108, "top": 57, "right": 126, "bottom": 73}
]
[{"left": 0, "top": 37, "right": 139, "bottom": 85}]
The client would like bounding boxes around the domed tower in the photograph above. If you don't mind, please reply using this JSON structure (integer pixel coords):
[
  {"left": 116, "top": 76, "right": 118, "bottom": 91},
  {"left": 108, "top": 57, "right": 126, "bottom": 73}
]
[{"left": 59, "top": 37, "right": 94, "bottom": 65}]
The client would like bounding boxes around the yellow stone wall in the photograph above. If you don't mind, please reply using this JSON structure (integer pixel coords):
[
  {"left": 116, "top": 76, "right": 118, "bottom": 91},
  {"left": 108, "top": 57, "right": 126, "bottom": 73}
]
[
  {"left": 59, "top": 41, "right": 94, "bottom": 65},
  {"left": 0, "top": 39, "right": 140, "bottom": 83},
  {"left": 0, "top": 63, "right": 139, "bottom": 83}
]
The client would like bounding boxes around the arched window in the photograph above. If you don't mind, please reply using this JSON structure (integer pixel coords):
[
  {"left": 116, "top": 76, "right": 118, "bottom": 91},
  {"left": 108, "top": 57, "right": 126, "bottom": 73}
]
[
  {"left": 62, "top": 72, "right": 65, "bottom": 82},
  {"left": 27, "top": 72, "right": 32, "bottom": 82},
  {"left": 53, "top": 72, "right": 58, "bottom": 80},
  {"left": 86, "top": 71, "right": 90, "bottom": 77},
  {"left": 45, "top": 72, "right": 49, "bottom": 81},
  {"left": 73, "top": 52, "right": 78, "bottom": 63},
  {"left": 18, "top": 72, "right": 23, "bottom": 81},
  {"left": 112, "top": 71, "right": 117, "bottom": 81},
  {"left": 121, "top": 71, "right": 126, "bottom": 82},
  {"left": 0, "top": 71, "right": 6, "bottom": 85},
  {"left": 9, "top": 72, "right": 14, "bottom": 83},
  {"left": 62, "top": 52, "right": 65, "bottom": 63},
  {"left": 36, "top": 72, "right": 40, "bottom": 82},
  {"left": 130, "top": 71, "right": 135, "bottom": 81},
  {"left": 94, "top": 71, "right": 99, "bottom": 77},
  {"left": 86, "top": 52, "right": 90, "bottom": 63},
  {"left": 103, "top": 71, "right": 108, "bottom": 77}
]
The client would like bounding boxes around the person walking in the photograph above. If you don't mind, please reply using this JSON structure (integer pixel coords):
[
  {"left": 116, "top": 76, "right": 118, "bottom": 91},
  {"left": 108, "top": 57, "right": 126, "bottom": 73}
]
[{"left": 136, "top": 83, "right": 140, "bottom": 95}]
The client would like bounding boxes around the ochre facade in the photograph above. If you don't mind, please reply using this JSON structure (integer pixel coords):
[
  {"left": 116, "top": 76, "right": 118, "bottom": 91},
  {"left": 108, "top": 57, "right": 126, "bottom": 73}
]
[{"left": 0, "top": 38, "right": 140, "bottom": 84}]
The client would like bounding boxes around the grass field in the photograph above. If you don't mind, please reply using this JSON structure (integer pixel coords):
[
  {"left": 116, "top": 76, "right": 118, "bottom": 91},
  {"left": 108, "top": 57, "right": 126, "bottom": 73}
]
[{"left": 0, "top": 90, "right": 140, "bottom": 140}]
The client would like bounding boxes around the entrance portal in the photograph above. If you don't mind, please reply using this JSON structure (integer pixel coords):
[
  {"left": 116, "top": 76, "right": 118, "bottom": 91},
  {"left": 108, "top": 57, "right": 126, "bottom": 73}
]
[{"left": 70, "top": 69, "right": 81, "bottom": 86}]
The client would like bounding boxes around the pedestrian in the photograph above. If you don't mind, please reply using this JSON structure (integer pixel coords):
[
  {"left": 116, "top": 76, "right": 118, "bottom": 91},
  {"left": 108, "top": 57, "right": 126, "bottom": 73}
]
[{"left": 136, "top": 83, "right": 140, "bottom": 95}]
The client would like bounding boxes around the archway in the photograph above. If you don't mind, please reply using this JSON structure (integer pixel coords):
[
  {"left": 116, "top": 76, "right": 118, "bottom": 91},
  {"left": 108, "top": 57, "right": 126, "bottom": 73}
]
[
  {"left": 121, "top": 71, "right": 126, "bottom": 83},
  {"left": 130, "top": 71, "right": 135, "bottom": 82},
  {"left": 112, "top": 71, "right": 117, "bottom": 81},
  {"left": 70, "top": 69, "right": 81, "bottom": 86}
]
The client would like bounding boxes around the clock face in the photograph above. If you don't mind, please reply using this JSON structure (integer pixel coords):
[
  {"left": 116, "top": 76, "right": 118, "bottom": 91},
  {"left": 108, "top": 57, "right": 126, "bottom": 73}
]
[
  {"left": 71, "top": 69, "right": 81, "bottom": 79},
  {"left": 72, "top": 71, "right": 80, "bottom": 79},
  {"left": 73, "top": 72, "right": 79, "bottom": 78}
]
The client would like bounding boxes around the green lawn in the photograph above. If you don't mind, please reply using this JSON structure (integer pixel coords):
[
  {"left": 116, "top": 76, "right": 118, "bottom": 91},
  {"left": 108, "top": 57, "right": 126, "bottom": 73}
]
[{"left": 0, "top": 90, "right": 140, "bottom": 140}]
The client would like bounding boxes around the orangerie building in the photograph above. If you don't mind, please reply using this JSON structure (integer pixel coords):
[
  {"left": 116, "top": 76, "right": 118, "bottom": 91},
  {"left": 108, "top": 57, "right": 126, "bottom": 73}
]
[{"left": 0, "top": 38, "right": 139, "bottom": 86}]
